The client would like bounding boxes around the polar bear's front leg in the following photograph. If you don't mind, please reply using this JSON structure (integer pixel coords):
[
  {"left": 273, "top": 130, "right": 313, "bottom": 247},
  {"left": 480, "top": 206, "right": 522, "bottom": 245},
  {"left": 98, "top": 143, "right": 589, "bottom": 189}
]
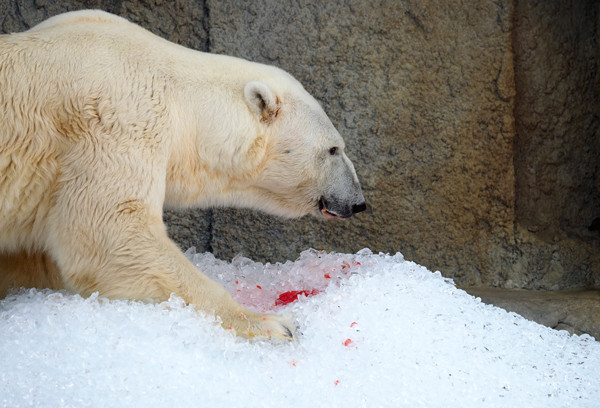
[
  {"left": 49, "top": 199, "right": 294, "bottom": 340},
  {"left": 150, "top": 238, "right": 296, "bottom": 340},
  {"left": 155, "top": 244, "right": 296, "bottom": 340}
]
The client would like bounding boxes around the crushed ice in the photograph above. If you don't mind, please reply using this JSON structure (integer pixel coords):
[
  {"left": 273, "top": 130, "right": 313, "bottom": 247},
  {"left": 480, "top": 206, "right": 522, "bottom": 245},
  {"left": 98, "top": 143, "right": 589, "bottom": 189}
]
[{"left": 1, "top": 249, "right": 599, "bottom": 407}]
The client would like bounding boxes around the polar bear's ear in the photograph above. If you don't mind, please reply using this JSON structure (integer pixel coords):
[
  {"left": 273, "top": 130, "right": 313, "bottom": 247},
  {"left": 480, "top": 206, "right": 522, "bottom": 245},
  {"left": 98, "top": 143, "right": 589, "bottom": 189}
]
[{"left": 244, "top": 81, "right": 280, "bottom": 123}]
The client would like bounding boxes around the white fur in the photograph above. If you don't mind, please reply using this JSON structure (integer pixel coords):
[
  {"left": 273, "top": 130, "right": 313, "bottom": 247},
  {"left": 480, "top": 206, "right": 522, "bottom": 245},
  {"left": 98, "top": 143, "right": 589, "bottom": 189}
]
[{"left": 0, "top": 10, "right": 363, "bottom": 339}]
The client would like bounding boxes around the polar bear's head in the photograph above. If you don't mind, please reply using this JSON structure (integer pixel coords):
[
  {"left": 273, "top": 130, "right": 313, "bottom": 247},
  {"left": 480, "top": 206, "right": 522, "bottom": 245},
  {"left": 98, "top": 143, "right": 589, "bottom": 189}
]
[{"left": 244, "top": 81, "right": 366, "bottom": 220}]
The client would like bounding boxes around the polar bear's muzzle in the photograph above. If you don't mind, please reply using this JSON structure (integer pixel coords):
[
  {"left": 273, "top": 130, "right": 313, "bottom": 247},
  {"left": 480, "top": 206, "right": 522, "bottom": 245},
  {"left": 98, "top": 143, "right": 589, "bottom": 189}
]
[
  {"left": 317, "top": 153, "right": 366, "bottom": 220},
  {"left": 318, "top": 196, "right": 367, "bottom": 220}
]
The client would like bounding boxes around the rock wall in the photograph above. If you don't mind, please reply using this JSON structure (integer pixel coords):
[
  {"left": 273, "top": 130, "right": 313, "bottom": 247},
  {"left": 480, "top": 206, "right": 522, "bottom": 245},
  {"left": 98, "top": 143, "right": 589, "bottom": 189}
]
[
  {"left": 2, "top": 0, "right": 599, "bottom": 289},
  {"left": 509, "top": 0, "right": 600, "bottom": 289}
]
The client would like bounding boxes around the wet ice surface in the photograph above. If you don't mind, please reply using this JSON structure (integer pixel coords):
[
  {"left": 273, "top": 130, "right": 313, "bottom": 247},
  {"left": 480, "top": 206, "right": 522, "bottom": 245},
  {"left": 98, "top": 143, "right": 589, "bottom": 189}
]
[{"left": 1, "top": 249, "right": 599, "bottom": 407}]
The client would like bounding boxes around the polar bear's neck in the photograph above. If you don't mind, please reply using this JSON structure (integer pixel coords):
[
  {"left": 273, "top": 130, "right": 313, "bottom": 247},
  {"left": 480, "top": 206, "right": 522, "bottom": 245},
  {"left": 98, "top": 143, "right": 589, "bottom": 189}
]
[{"left": 163, "top": 54, "right": 285, "bottom": 209}]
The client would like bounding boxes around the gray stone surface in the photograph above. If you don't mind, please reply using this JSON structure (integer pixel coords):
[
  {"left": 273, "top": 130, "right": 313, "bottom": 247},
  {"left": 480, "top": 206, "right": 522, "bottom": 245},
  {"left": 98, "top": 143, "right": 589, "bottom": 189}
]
[
  {"left": 514, "top": 0, "right": 600, "bottom": 238},
  {"left": 164, "top": 209, "right": 213, "bottom": 253},
  {"left": 1, "top": 0, "right": 599, "bottom": 291},
  {"left": 508, "top": 0, "right": 600, "bottom": 290}
]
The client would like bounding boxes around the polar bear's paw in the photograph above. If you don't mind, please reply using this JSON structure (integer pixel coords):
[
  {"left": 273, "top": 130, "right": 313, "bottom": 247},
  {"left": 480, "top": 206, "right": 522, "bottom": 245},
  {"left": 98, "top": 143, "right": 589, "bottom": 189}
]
[{"left": 229, "top": 311, "right": 296, "bottom": 341}]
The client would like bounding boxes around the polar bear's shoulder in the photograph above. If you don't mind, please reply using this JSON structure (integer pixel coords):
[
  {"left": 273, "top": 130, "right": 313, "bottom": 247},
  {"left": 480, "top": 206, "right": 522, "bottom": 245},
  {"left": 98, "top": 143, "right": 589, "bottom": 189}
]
[{"left": 30, "top": 9, "right": 131, "bottom": 31}]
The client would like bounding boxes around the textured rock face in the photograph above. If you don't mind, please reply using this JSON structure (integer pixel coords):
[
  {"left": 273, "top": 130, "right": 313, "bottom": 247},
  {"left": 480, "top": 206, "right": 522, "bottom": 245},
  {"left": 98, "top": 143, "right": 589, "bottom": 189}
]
[
  {"left": 514, "top": 0, "right": 599, "bottom": 235},
  {"left": 509, "top": 0, "right": 600, "bottom": 289},
  {"left": 1, "top": 0, "right": 599, "bottom": 290}
]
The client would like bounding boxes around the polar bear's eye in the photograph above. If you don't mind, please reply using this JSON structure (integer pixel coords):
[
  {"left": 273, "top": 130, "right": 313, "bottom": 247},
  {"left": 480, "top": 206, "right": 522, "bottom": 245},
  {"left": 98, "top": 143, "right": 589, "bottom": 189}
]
[{"left": 329, "top": 147, "right": 338, "bottom": 156}]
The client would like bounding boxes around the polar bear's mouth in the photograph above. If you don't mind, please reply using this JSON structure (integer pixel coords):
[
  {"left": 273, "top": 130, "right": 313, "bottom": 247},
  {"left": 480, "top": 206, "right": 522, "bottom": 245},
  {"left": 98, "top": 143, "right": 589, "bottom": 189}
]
[{"left": 318, "top": 197, "right": 347, "bottom": 220}]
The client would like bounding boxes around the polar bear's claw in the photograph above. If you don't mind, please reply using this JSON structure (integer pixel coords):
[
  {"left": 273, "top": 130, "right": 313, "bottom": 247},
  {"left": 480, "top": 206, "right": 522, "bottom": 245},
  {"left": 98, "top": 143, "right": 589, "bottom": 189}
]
[
  {"left": 234, "top": 311, "right": 296, "bottom": 341},
  {"left": 283, "top": 326, "right": 294, "bottom": 339},
  {"left": 259, "top": 313, "right": 296, "bottom": 340}
]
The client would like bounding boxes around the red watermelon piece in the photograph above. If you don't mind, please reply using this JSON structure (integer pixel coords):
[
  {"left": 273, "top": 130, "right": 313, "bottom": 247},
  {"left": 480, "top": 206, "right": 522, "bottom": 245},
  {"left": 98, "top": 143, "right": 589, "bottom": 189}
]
[{"left": 275, "top": 289, "right": 320, "bottom": 306}]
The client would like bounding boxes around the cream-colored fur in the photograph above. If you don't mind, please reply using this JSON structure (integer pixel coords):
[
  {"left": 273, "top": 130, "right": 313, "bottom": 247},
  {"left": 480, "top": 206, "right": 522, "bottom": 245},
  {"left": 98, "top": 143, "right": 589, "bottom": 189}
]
[{"left": 0, "top": 10, "right": 365, "bottom": 339}]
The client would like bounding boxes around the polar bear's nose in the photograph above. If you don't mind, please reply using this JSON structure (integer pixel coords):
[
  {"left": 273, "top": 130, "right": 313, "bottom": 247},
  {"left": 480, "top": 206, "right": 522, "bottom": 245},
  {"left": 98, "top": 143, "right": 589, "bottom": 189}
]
[{"left": 352, "top": 202, "right": 367, "bottom": 214}]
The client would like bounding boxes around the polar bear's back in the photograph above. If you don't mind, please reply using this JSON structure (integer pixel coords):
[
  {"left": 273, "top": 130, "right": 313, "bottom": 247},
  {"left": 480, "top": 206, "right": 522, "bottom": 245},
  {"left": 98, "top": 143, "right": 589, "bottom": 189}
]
[{"left": 29, "top": 9, "right": 132, "bottom": 31}]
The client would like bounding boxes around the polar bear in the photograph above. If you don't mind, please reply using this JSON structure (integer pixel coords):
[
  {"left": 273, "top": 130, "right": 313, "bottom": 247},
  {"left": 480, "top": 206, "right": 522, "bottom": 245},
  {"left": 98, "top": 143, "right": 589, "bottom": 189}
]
[{"left": 0, "top": 10, "right": 366, "bottom": 339}]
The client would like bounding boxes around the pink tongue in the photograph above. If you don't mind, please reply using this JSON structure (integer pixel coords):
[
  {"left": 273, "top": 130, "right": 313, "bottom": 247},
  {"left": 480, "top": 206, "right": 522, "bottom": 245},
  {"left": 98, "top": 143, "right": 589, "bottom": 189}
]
[{"left": 321, "top": 207, "right": 346, "bottom": 220}]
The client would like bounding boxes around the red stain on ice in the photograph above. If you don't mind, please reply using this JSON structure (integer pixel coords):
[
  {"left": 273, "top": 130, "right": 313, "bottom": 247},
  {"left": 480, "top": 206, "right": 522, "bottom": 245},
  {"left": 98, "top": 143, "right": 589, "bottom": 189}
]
[
  {"left": 275, "top": 289, "right": 319, "bottom": 306},
  {"left": 343, "top": 338, "right": 353, "bottom": 347},
  {"left": 229, "top": 253, "right": 368, "bottom": 311}
]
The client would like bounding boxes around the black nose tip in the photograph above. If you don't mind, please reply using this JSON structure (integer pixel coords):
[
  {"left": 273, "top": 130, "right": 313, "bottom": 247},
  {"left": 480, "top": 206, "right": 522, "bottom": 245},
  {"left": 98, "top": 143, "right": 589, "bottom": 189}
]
[{"left": 352, "top": 202, "right": 367, "bottom": 214}]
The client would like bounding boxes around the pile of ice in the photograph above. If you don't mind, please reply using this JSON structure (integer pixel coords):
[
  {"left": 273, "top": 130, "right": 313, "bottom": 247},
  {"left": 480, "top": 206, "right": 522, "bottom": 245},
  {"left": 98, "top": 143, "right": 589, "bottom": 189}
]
[{"left": 1, "top": 249, "right": 599, "bottom": 407}]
